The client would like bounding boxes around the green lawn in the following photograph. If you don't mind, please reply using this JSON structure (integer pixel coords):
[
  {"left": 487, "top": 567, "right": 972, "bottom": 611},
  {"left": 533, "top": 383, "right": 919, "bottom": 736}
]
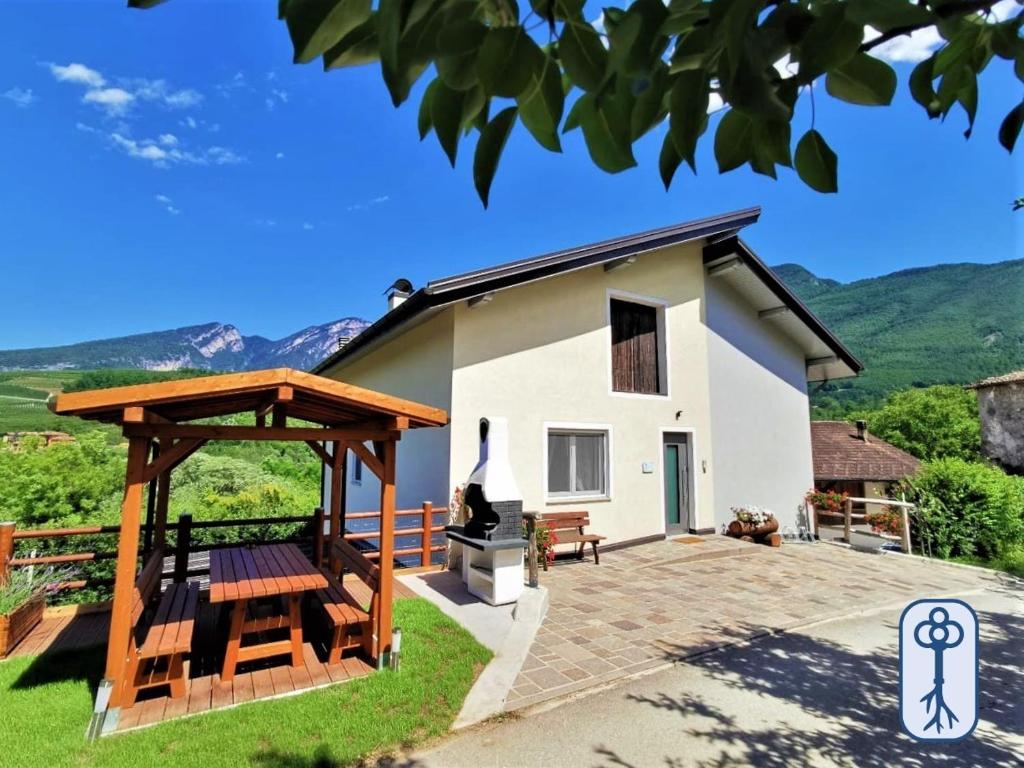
[{"left": 0, "top": 599, "right": 491, "bottom": 768}]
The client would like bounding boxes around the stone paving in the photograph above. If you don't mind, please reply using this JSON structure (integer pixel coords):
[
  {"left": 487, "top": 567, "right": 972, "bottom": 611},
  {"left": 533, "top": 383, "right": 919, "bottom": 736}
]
[{"left": 505, "top": 536, "right": 1005, "bottom": 712}]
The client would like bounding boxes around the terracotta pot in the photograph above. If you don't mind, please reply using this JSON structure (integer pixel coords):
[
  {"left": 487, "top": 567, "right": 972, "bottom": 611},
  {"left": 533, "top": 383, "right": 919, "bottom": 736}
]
[{"left": 0, "top": 594, "right": 44, "bottom": 659}]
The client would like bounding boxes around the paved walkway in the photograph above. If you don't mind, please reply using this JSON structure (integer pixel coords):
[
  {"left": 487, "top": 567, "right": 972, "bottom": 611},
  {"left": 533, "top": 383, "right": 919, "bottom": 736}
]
[
  {"left": 506, "top": 537, "right": 1002, "bottom": 712},
  {"left": 412, "top": 579, "right": 1023, "bottom": 768}
]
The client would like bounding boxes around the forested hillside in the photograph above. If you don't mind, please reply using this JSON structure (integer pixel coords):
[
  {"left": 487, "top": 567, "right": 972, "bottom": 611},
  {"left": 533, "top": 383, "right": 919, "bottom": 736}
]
[{"left": 774, "top": 259, "right": 1024, "bottom": 412}]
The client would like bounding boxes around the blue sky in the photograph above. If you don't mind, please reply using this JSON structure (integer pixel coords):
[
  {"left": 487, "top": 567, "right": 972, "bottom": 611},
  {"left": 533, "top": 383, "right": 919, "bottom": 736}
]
[{"left": 0, "top": 0, "right": 1020, "bottom": 350}]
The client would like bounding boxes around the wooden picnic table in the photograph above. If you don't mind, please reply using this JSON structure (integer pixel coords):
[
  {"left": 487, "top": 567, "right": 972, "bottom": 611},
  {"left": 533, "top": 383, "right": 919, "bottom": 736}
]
[{"left": 208, "top": 543, "right": 328, "bottom": 682}]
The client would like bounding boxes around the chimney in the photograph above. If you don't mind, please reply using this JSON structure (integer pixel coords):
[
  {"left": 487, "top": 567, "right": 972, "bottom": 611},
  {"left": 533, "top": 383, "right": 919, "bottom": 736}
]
[
  {"left": 385, "top": 278, "right": 413, "bottom": 312},
  {"left": 856, "top": 420, "right": 869, "bottom": 442}
]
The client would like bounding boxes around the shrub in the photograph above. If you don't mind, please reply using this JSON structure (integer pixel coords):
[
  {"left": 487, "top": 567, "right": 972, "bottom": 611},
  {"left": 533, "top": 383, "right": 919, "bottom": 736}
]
[{"left": 902, "top": 458, "right": 1024, "bottom": 560}]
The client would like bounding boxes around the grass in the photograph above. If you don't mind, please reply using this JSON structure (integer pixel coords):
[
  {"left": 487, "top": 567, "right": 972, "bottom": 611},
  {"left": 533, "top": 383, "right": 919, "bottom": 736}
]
[
  {"left": 0, "top": 598, "right": 491, "bottom": 768},
  {"left": 954, "top": 545, "right": 1024, "bottom": 579}
]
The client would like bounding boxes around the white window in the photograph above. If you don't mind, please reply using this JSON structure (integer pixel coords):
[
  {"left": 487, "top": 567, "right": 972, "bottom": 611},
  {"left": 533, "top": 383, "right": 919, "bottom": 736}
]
[
  {"left": 351, "top": 454, "right": 363, "bottom": 485},
  {"left": 546, "top": 429, "right": 610, "bottom": 500}
]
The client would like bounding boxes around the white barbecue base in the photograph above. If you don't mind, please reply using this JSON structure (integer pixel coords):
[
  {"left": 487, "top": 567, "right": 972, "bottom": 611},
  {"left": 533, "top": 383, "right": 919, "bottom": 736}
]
[{"left": 462, "top": 546, "right": 525, "bottom": 606}]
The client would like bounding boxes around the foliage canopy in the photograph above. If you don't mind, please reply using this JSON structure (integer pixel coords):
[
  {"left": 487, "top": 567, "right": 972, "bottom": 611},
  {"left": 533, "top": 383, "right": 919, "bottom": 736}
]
[{"left": 131, "top": 0, "right": 1023, "bottom": 205}]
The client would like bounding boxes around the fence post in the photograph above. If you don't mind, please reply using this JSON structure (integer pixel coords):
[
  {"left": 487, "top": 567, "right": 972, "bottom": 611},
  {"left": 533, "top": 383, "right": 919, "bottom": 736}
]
[
  {"left": 843, "top": 498, "right": 852, "bottom": 543},
  {"left": 313, "top": 507, "right": 325, "bottom": 568},
  {"left": 900, "top": 505, "right": 912, "bottom": 554},
  {"left": 523, "top": 512, "right": 538, "bottom": 588},
  {"left": 421, "top": 502, "right": 433, "bottom": 568},
  {"left": 0, "top": 521, "right": 14, "bottom": 588},
  {"left": 174, "top": 513, "right": 192, "bottom": 583}
]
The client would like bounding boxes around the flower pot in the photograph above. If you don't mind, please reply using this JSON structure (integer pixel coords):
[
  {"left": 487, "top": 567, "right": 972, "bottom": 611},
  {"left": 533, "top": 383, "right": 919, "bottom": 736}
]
[
  {"left": 0, "top": 594, "right": 44, "bottom": 659},
  {"left": 726, "top": 518, "right": 780, "bottom": 539}
]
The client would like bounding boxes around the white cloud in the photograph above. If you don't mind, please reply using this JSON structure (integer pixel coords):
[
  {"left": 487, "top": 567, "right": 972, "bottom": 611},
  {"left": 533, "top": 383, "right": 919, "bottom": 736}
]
[
  {"left": 347, "top": 194, "right": 391, "bottom": 212},
  {"left": 183, "top": 115, "right": 197, "bottom": 129},
  {"left": 83, "top": 87, "right": 135, "bottom": 115},
  {"left": 131, "top": 78, "right": 203, "bottom": 109},
  {"left": 49, "top": 62, "right": 105, "bottom": 88},
  {"left": 275, "top": 151, "right": 285, "bottom": 160},
  {"left": 867, "top": 25, "right": 943, "bottom": 63},
  {"left": 158, "top": 133, "right": 178, "bottom": 146},
  {"left": 265, "top": 88, "right": 289, "bottom": 111},
  {"left": 155, "top": 194, "right": 180, "bottom": 215},
  {"left": 2, "top": 87, "right": 36, "bottom": 107},
  {"left": 108, "top": 131, "right": 245, "bottom": 168},
  {"left": 991, "top": 0, "right": 1020, "bottom": 22},
  {"left": 302, "top": 222, "right": 315, "bottom": 231}
]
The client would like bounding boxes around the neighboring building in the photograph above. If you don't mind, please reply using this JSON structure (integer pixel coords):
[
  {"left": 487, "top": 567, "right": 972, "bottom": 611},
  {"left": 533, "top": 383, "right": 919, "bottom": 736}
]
[
  {"left": 968, "top": 370, "right": 1024, "bottom": 475},
  {"left": 315, "top": 208, "right": 862, "bottom": 544},
  {"left": 2, "top": 430, "right": 75, "bottom": 449},
  {"left": 810, "top": 420, "right": 920, "bottom": 503}
]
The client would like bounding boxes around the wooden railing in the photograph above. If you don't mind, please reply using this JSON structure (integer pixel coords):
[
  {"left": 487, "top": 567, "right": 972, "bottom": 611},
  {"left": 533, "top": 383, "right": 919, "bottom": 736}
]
[
  {"left": 0, "top": 502, "right": 447, "bottom": 593},
  {"left": 813, "top": 496, "right": 914, "bottom": 553}
]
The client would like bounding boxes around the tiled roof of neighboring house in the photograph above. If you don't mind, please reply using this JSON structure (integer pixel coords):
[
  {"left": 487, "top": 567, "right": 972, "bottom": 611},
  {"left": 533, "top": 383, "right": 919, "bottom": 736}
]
[
  {"left": 966, "top": 370, "right": 1024, "bottom": 389},
  {"left": 811, "top": 421, "right": 920, "bottom": 481},
  {"left": 312, "top": 207, "right": 862, "bottom": 379}
]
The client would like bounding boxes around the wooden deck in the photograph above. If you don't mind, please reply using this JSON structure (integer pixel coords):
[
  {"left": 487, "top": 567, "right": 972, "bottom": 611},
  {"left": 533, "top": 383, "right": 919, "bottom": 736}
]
[{"left": 4, "top": 574, "right": 418, "bottom": 732}]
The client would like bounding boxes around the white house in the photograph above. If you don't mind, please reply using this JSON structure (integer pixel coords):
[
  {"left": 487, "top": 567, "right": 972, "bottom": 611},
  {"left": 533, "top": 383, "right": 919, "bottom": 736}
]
[{"left": 315, "top": 207, "right": 861, "bottom": 545}]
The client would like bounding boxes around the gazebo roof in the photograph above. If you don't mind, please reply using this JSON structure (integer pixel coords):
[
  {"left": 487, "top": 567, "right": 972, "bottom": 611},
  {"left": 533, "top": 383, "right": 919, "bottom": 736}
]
[{"left": 49, "top": 367, "right": 447, "bottom": 429}]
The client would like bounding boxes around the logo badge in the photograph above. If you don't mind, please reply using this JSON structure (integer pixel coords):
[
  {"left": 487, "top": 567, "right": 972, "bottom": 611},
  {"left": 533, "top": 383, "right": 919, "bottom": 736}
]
[{"left": 899, "top": 599, "right": 979, "bottom": 741}]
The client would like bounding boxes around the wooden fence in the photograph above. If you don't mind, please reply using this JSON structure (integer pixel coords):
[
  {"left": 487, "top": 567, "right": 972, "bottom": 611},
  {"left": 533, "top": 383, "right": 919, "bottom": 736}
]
[
  {"left": 813, "top": 496, "right": 914, "bottom": 553},
  {"left": 0, "top": 503, "right": 447, "bottom": 593}
]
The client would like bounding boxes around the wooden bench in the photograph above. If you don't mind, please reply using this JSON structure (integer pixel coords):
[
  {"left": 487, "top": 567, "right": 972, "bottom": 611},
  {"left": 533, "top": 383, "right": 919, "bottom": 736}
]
[
  {"left": 313, "top": 539, "right": 379, "bottom": 664},
  {"left": 537, "top": 511, "right": 606, "bottom": 570},
  {"left": 123, "top": 548, "right": 199, "bottom": 708}
]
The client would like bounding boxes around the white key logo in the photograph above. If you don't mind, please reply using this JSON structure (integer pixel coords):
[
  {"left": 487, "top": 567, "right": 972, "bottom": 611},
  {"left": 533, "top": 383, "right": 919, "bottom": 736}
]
[{"left": 899, "top": 599, "right": 979, "bottom": 741}]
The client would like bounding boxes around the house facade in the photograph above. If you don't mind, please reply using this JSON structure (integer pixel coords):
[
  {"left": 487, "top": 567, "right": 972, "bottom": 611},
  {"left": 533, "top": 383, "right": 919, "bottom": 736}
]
[{"left": 316, "top": 208, "right": 861, "bottom": 544}]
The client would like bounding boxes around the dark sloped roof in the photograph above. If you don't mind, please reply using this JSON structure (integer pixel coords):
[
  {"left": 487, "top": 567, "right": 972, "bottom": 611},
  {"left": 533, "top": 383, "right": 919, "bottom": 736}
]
[{"left": 811, "top": 421, "right": 920, "bottom": 481}]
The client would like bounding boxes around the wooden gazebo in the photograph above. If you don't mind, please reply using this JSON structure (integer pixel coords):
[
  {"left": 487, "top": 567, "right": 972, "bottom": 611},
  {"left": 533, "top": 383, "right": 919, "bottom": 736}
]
[{"left": 51, "top": 368, "right": 447, "bottom": 727}]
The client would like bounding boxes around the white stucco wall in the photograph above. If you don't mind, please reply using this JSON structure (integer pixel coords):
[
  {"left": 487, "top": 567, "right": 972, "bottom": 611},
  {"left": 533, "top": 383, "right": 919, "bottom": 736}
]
[
  {"left": 705, "top": 277, "right": 814, "bottom": 533},
  {"left": 448, "top": 243, "right": 718, "bottom": 545},
  {"left": 319, "top": 310, "right": 455, "bottom": 515}
]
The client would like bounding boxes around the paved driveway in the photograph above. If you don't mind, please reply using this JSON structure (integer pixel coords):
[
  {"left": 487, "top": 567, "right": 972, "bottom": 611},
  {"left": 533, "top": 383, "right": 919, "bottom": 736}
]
[
  {"left": 506, "top": 537, "right": 1003, "bottom": 712},
  {"left": 411, "top": 581, "right": 1023, "bottom": 767}
]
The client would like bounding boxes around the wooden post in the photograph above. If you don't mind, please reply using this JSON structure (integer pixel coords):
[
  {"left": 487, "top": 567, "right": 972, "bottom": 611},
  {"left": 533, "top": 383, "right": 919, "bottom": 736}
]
[
  {"left": 0, "top": 521, "right": 15, "bottom": 588},
  {"left": 843, "top": 498, "right": 852, "bottom": 543},
  {"left": 174, "top": 513, "right": 192, "bottom": 583},
  {"left": 376, "top": 440, "right": 396, "bottom": 666},
  {"left": 143, "top": 440, "right": 158, "bottom": 556},
  {"left": 809, "top": 502, "right": 819, "bottom": 539},
  {"left": 153, "top": 466, "right": 171, "bottom": 552},
  {"left": 900, "top": 505, "right": 912, "bottom": 554},
  {"left": 313, "top": 507, "right": 325, "bottom": 568},
  {"left": 329, "top": 441, "right": 343, "bottom": 547},
  {"left": 105, "top": 435, "right": 148, "bottom": 709},
  {"left": 523, "top": 512, "right": 539, "bottom": 588},
  {"left": 421, "top": 502, "right": 433, "bottom": 568}
]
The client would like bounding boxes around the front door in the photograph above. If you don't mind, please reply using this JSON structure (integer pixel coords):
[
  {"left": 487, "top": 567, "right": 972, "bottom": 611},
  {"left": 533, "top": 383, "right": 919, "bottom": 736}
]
[{"left": 663, "top": 433, "right": 692, "bottom": 534}]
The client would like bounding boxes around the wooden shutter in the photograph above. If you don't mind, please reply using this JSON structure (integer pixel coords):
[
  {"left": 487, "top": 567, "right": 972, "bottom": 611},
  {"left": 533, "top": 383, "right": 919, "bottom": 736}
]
[{"left": 610, "top": 299, "right": 660, "bottom": 394}]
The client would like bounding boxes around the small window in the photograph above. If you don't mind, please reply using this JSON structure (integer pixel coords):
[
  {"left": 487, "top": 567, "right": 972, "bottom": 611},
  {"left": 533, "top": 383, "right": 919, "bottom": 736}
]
[
  {"left": 610, "top": 298, "right": 664, "bottom": 395},
  {"left": 547, "top": 430, "right": 608, "bottom": 499},
  {"left": 351, "top": 454, "right": 363, "bottom": 485}
]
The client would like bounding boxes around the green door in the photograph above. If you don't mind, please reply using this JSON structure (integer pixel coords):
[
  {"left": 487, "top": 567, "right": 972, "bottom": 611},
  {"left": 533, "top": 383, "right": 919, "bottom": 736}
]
[{"left": 663, "top": 435, "right": 691, "bottom": 534}]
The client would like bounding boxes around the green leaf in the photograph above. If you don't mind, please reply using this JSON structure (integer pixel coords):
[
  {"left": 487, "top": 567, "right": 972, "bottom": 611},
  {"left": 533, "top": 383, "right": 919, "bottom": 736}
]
[
  {"left": 825, "top": 53, "right": 896, "bottom": 106},
  {"left": 630, "top": 66, "right": 668, "bottom": 140},
  {"left": 563, "top": 96, "right": 585, "bottom": 132},
  {"left": 998, "top": 101, "right": 1024, "bottom": 152},
  {"left": 669, "top": 69, "right": 709, "bottom": 170},
  {"left": 478, "top": 26, "right": 545, "bottom": 98},
  {"left": 473, "top": 107, "right": 518, "bottom": 207},
  {"left": 430, "top": 81, "right": 469, "bottom": 166},
  {"left": 713, "top": 109, "right": 754, "bottom": 173},
  {"left": 845, "top": 0, "right": 934, "bottom": 33},
  {"left": 278, "top": 0, "right": 291, "bottom": 19},
  {"left": 909, "top": 56, "right": 940, "bottom": 117},
  {"left": 286, "top": 0, "right": 372, "bottom": 64},
  {"left": 436, "top": 19, "right": 487, "bottom": 90},
  {"left": 608, "top": 0, "right": 669, "bottom": 76},
  {"left": 323, "top": 19, "right": 379, "bottom": 69},
  {"left": 418, "top": 79, "right": 439, "bottom": 139},
  {"left": 659, "top": 131, "right": 683, "bottom": 190},
  {"left": 797, "top": 5, "right": 863, "bottom": 83},
  {"left": 575, "top": 93, "right": 637, "bottom": 173},
  {"left": 794, "top": 129, "right": 838, "bottom": 193},
  {"left": 517, "top": 54, "right": 565, "bottom": 152},
  {"left": 748, "top": 119, "right": 792, "bottom": 178},
  {"left": 669, "top": 26, "right": 713, "bottom": 73},
  {"left": 559, "top": 20, "right": 609, "bottom": 91}
]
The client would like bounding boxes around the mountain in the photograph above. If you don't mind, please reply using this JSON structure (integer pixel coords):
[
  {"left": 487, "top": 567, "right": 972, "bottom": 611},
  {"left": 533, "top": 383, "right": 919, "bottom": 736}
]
[
  {"left": 774, "top": 259, "right": 1024, "bottom": 409},
  {"left": 0, "top": 318, "right": 371, "bottom": 373}
]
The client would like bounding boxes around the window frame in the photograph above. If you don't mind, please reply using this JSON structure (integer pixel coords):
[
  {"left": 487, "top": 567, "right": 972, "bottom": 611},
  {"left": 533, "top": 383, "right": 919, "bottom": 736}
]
[
  {"left": 351, "top": 453, "right": 363, "bottom": 486},
  {"left": 606, "top": 289, "right": 670, "bottom": 398},
  {"left": 543, "top": 422, "right": 613, "bottom": 504}
]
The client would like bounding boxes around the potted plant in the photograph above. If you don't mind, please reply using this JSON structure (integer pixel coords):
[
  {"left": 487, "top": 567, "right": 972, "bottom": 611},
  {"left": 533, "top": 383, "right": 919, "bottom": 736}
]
[
  {"left": 522, "top": 521, "right": 559, "bottom": 567},
  {"left": 727, "top": 505, "right": 779, "bottom": 538},
  {"left": 805, "top": 488, "right": 849, "bottom": 514},
  {"left": 0, "top": 567, "right": 72, "bottom": 658}
]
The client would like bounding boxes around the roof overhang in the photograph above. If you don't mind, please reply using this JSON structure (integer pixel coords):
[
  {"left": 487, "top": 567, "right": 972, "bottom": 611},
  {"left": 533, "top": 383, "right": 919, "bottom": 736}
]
[
  {"left": 314, "top": 207, "right": 762, "bottom": 373},
  {"left": 703, "top": 238, "right": 861, "bottom": 381}
]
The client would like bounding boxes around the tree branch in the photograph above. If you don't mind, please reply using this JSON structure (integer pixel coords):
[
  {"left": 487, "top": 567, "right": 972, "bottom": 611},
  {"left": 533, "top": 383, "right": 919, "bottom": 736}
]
[{"left": 859, "top": 0, "right": 1004, "bottom": 54}]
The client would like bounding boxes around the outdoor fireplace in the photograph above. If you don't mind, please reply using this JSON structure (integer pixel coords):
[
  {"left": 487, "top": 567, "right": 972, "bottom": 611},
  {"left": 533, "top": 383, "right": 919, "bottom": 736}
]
[{"left": 446, "top": 417, "right": 528, "bottom": 605}]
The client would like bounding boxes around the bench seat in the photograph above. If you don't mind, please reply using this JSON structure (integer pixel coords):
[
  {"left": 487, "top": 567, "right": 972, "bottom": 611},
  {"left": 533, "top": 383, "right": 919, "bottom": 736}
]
[
  {"left": 537, "top": 511, "right": 606, "bottom": 569},
  {"left": 312, "top": 539, "right": 378, "bottom": 664}
]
